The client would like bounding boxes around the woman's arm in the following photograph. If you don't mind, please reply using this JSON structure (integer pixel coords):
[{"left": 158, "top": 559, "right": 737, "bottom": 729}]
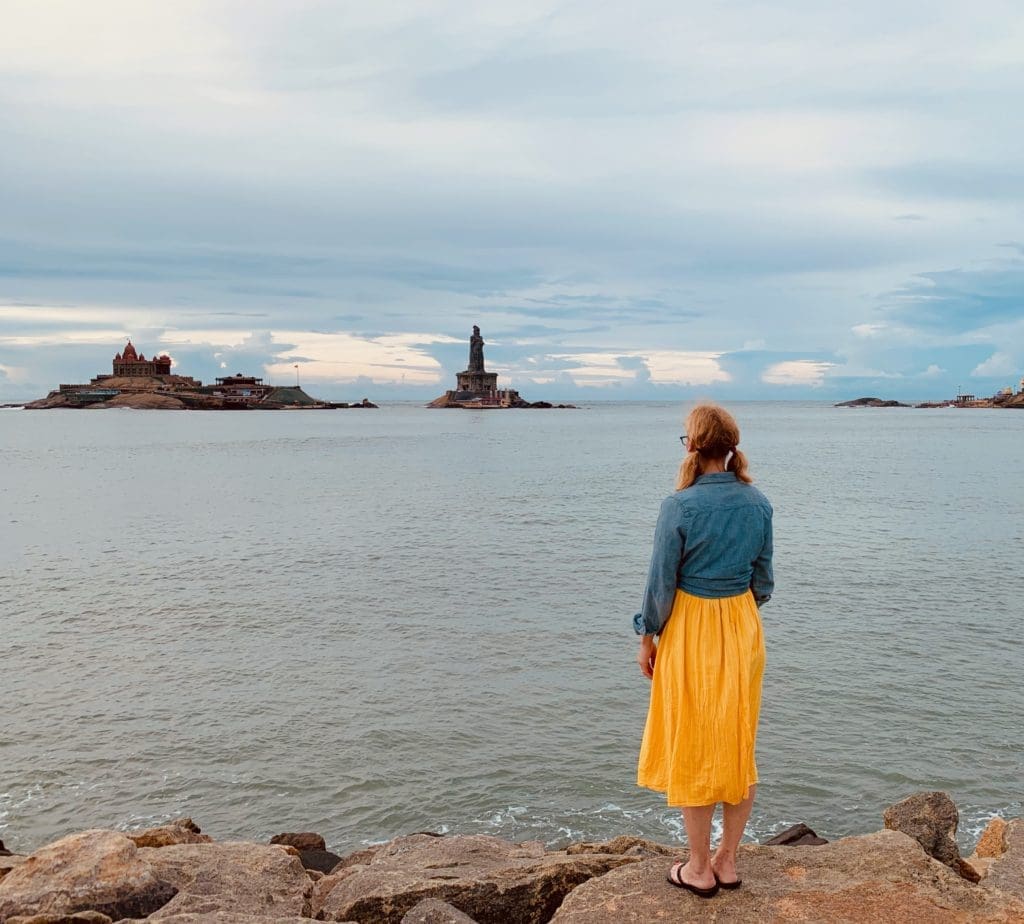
[
  {"left": 633, "top": 496, "right": 684, "bottom": 637},
  {"left": 750, "top": 508, "right": 774, "bottom": 606}
]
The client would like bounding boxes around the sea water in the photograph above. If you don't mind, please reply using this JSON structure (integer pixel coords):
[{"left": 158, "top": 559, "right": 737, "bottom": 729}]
[{"left": 2, "top": 402, "right": 1022, "bottom": 853}]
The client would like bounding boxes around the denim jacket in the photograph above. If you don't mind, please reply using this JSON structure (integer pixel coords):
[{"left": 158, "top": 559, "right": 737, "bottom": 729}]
[{"left": 633, "top": 472, "right": 774, "bottom": 636}]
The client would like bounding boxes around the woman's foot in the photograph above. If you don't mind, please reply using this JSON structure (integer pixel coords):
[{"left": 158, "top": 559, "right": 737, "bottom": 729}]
[
  {"left": 667, "top": 860, "right": 719, "bottom": 897},
  {"left": 711, "top": 852, "right": 742, "bottom": 888}
]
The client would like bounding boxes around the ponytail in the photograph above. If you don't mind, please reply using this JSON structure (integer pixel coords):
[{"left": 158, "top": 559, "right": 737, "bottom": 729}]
[{"left": 727, "top": 447, "right": 753, "bottom": 484}]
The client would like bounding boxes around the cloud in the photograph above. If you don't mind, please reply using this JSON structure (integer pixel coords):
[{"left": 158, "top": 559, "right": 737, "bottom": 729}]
[
  {"left": 971, "top": 351, "right": 1018, "bottom": 378},
  {"left": 762, "top": 360, "right": 835, "bottom": 387},
  {"left": 3, "top": 1, "right": 1024, "bottom": 399}
]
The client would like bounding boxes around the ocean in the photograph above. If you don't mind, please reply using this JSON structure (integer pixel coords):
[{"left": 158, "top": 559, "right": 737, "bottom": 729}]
[{"left": 2, "top": 401, "right": 1022, "bottom": 854}]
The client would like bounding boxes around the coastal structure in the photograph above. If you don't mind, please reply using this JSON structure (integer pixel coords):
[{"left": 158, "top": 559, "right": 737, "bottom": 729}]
[
  {"left": 110, "top": 341, "right": 172, "bottom": 377},
  {"left": 429, "top": 325, "right": 524, "bottom": 408},
  {"left": 24, "top": 341, "right": 376, "bottom": 410}
]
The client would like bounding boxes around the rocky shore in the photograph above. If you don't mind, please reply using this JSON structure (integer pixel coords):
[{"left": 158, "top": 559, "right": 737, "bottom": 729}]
[{"left": 1, "top": 793, "right": 1021, "bottom": 923}]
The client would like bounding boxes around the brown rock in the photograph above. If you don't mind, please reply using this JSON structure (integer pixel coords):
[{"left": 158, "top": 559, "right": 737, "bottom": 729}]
[
  {"left": 7, "top": 914, "right": 112, "bottom": 924},
  {"left": 0, "top": 842, "right": 9, "bottom": 858},
  {"left": 763, "top": 823, "right": 829, "bottom": 846},
  {"left": 883, "top": 790, "right": 964, "bottom": 872},
  {"left": 0, "top": 830, "right": 176, "bottom": 921},
  {"left": 139, "top": 842, "right": 312, "bottom": 919},
  {"left": 297, "top": 849, "right": 343, "bottom": 873},
  {"left": 985, "top": 819, "right": 1024, "bottom": 901},
  {"left": 564, "top": 836, "right": 672, "bottom": 858},
  {"left": 312, "top": 833, "right": 638, "bottom": 924},
  {"left": 270, "top": 832, "right": 327, "bottom": 852},
  {"left": 120, "top": 915, "right": 336, "bottom": 924},
  {"left": 978, "top": 818, "right": 1010, "bottom": 858},
  {"left": 0, "top": 857, "right": 27, "bottom": 881},
  {"left": 129, "top": 821, "right": 213, "bottom": 849},
  {"left": 400, "top": 898, "right": 479, "bottom": 923},
  {"left": 550, "top": 830, "right": 1024, "bottom": 923}
]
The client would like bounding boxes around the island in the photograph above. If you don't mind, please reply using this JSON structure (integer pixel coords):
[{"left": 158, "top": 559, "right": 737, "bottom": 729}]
[
  {"left": 23, "top": 342, "right": 378, "bottom": 410},
  {"left": 428, "top": 326, "right": 575, "bottom": 408},
  {"left": 834, "top": 397, "right": 911, "bottom": 408}
]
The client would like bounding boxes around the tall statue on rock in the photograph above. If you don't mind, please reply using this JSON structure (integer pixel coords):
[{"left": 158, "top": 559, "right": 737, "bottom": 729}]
[{"left": 468, "top": 325, "right": 485, "bottom": 372}]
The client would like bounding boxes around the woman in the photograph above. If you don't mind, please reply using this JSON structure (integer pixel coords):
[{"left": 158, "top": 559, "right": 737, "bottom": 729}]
[{"left": 633, "top": 403, "right": 773, "bottom": 898}]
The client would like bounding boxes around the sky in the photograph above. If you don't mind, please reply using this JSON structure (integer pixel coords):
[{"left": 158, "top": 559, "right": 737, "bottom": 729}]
[{"left": 2, "top": 0, "right": 1024, "bottom": 402}]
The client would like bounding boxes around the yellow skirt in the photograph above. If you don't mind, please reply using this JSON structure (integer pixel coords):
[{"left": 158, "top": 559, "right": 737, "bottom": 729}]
[{"left": 637, "top": 589, "right": 765, "bottom": 807}]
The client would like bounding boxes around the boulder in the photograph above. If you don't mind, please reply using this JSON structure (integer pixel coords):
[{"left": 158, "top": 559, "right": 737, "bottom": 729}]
[
  {"left": 550, "top": 830, "right": 1024, "bottom": 923},
  {"left": 0, "top": 843, "right": 10, "bottom": 858},
  {"left": 883, "top": 791, "right": 968, "bottom": 875},
  {"left": 0, "top": 858, "right": 27, "bottom": 882},
  {"left": 400, "top": 898, "right": 479, "bottom": 923},
  {"left": 7, "top": 914, "right": 112, "bottom": 924},
  {"left": 763, "top": 823, "right": 829, "bottom": 846},
  {"left": 138, "top": 842, "right": 312, "bottom": 919},
  {"left": 985, "top": 819, "right": 1024, "bottom": 901},
  {"left": 0, "top": 830, "right": 176, "bottom": 922},
  {"left": 977, "top": 818, "right": 1010, "bottom": 858},
  {"left": 122, "top": 915, "right": 339, "bottom": 924},
  {"left": 129, "top": 820, "right": 212, "bottom": 850},
  {"left": 270, "top": 832, "right": 326, "bottom": 852},
  {"left": 298, "top": 849, "right": 343, "bottom": 874},
  {"left": 564, "top": 836, "right": 672, "bottom": 858},
  {"left": 312, "top": 833, "right": 639, "bottom": 924}
]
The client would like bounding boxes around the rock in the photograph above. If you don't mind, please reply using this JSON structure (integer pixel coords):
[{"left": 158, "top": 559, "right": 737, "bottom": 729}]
[
  {"left": 978, "top": 818, "right": 1010, "bottom": 858},
  {"left": 564, "top": 836, "right": 672, "bottom": 858},
  {"left": 834, "top": 397, "right": 910, "bottom": 407},
  {"left": 7, "top": 914, "right": 112, "bottom": 924},
  {"left": 270, "top": 832, "right": 326, "bottom": 852},
  {"left": 121, "top": 915, "right": 335, "bottom": 924},
  {"left": 94, "top": 393, "right": 186, "bottom": 410},
  {"left": 129, "top": 821, "right": 212, "bottom": 850},
  {"left": 400, "top": 898, "right": 479, "bottom": 923},
  {"left": 985, "top": 819, "right": 1024, "bottom": 901},
  {"left": 883, "top": 790, "right": 965, "bottom": 874},
  {"left": 0, "top": 842, "right": 9, "bottom": 858},
  {"left": 550, "top": 830, "right": 1024, "bottom": 923},
  {"left": 763, "top": 823, "right": 829, "bottom": 846},
  {"left": 0, "top": 857, "right": 27, "bottom": 881},
  {"left": 139, "top": 842, "right": 312, "bottom": 919},
  {"left": 312, "top": 833, "right": 639, "bottom": 924},
  {"left": 298, "top": 849, "right": 343, "bottom": 873},
  {"left": 0, "top": 830, "right": 177, "bottom": 922}
]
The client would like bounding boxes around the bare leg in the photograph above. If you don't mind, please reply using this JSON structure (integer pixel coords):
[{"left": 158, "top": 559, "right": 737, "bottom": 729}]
[
  {"left": 673, "top": 804, "right": 716, "bottom": 889},
  {"left": 712, "top": 784, "right": 756, "bottom": 884}
]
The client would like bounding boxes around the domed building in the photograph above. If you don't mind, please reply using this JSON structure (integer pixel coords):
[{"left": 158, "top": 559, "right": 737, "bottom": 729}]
[{"left": 112, "top": 341, "right": 172, "bottom": 377}]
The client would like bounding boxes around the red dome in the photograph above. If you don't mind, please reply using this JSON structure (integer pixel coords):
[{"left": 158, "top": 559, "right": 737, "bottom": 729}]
[{"left": 122, "top": 341, "right": 138, "bottom": 361}]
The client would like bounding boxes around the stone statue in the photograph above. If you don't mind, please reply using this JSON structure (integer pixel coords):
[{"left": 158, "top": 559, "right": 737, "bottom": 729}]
[{"left": 468, "top": 325, "right": 485, "bottom": 372}]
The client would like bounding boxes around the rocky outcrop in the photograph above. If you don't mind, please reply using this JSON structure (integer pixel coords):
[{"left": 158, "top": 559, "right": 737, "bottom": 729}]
[
  {"left": 0, "top": 831, "right": 177, "bottom": 922},
  {"left": 91, "top": 393, "right": 186, "bottom": 410},
  {"left": 835, "top": 397, "right": 910, "bottom": 407},
  {"left": 882, "top": 790, "right": 978, "bottom": 879},
  {"left": 139, "top": 842, "right": 312, "bottom": 919},
  {"left": 311, "top": 833, "right": 637, "bottom": 924},
  {"left": 6, "top": 913, "right": 113, "bottom": 924},
  {"left": 4, "top": 800, "right": 1024, "bottom": 924},
  {"left": 0, "top": 858, "right": 26, "bottom": 882},
  {"left": 985, "top": 819, "right": 1024, "bottom": 900},
  {"left": 550, "top": 830, "right": 1024, "bottom": 923},
  {"left": 268, "top": 834, "right": 340, "bottom": 873},
  {"left": 129, "top": 820, "right": 212, "bottom": 850},
  {"left": 400, "top": 898, "right": 479, "bottom": 923},
  {"left": 270, "top": 833, "right": 326, "bottom": 852}
]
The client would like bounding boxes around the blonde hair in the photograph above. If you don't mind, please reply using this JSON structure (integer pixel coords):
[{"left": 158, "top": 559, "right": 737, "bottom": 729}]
[{"left": 676, "top": 403, "right": 753, "bottom": 490}]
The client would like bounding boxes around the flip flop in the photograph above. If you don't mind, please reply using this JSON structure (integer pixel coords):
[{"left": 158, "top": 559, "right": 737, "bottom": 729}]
[
  {"left": 667, "top": 862, "right": 720, "bottom": 898},
  {"left": 714, "top": 872, "right": 742, "bottom": 890}
]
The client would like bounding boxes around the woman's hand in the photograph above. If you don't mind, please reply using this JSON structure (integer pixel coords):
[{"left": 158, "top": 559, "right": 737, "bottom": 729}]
[{"left": 637, "top": 636, "right": 657, "bottom": 679}]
